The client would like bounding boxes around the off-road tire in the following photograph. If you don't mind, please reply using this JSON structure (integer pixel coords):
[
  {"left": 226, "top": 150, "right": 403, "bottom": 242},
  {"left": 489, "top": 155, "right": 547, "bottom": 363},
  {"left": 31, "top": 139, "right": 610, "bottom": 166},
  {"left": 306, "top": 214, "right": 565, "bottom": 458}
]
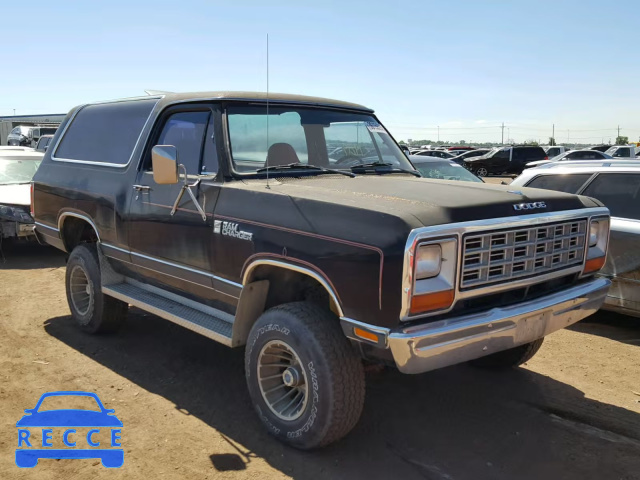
[
  {"left": 470, "top": 338, "right": 544, "bottom": 369},
  {"left": 245, "top": 302, "right": 365, "bottom": 449},
  {"left": 65, "top": 243, "right": 127, "bottom": 333}
]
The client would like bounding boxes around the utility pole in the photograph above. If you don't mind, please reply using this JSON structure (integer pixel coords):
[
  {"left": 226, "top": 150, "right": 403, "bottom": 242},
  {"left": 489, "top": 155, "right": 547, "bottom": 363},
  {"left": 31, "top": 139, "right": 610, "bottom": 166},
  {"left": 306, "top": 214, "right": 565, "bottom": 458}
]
[
  {"left": 13, "top": 109, "right": 15, "bottom": 116},
  {"left": 501, "top": 122, "right": 505, "bottom": 145},
  {"left": 617, "top": 125, "right": 620, "bottom": 138},
  {"left": 437, "top": 126, "right": 440, "bottom": 143},
  {"left": 552, "top": 123, "right": 555, "bottom": 144}
]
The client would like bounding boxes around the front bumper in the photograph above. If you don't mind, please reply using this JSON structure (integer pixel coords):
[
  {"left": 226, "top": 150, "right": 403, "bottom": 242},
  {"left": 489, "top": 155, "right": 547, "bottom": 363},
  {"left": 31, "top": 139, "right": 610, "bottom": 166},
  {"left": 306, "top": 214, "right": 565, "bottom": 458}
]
[{"left": 388, "top": 277, "right": 610, "bottom": 374}]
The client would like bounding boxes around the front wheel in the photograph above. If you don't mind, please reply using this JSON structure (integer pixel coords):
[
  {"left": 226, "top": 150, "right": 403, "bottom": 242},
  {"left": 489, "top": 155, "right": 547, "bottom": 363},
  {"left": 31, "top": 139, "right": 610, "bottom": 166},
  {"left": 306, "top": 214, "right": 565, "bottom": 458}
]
[
  {"left": 469, "top": 338, "right": 544, "bottom": 369},
  {"left": 245, "top": 302, "right": 365, "bottom": 449}
]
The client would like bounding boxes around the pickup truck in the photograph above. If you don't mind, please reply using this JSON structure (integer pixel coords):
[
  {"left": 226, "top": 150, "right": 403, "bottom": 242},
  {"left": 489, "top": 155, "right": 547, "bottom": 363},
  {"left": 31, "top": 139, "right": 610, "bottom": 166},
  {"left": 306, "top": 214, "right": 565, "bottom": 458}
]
[
  {"left": 33, "top": 92, "right": 611, "bottom": 449},
  {"left": 604, "top": 145, "right": 639, "bottom": 158}
]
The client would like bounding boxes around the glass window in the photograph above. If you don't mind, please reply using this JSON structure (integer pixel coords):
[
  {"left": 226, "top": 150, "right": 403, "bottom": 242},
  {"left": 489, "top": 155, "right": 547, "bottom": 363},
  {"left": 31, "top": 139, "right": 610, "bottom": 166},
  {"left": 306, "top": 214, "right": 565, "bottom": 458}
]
[
  {"left": 525, "top": 174, "right": 592, "bottom": 194},
  {"left": 581, "top": 174, "right": 640, "bottom": 220},
  {"left": 227, "top": 106, "right": 411, "bottom": 173},
  {"left": 155, "top": 111, "right": 210, "bottom": 175},
  {"left": 414, "top": 161, "right": 483, "bottom": 182},
  {"left": 54, "top": 98, "right": 157, "bottom": 165},
  {"left": 491, "top": 149, "right": 510, "bottom": 160},
  {"left": 0, "top": 160, "right": 42, "bottom": 185}
]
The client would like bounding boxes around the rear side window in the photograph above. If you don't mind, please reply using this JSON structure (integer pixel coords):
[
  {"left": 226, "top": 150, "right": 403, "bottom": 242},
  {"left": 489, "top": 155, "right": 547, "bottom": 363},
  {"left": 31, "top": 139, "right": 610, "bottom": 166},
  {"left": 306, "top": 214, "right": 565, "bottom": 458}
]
[
  {"left": 525, "top": 174, "right": 592, "bottom": 194},
  {"left": 581, "top": 174, "right": 640, "bottom": 220},
  {"left": 54, "top": 99, "right": 157, "bottom": 165}
]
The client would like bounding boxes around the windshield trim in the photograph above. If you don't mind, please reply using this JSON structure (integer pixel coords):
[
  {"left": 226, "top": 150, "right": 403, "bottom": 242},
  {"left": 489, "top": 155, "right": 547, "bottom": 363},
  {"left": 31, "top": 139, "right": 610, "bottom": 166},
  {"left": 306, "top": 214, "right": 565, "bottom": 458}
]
[{"left": 222, "top": 103, "right": 414, "bottom": 179}]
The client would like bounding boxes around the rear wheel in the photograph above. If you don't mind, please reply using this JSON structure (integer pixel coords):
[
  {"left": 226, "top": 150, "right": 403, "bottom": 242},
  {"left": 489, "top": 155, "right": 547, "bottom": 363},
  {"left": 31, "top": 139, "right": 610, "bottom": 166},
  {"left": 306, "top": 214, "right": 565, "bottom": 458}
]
[
  {"left": 470, "top": 338, "right": 544, "bottom": 369},
  {"left": 245, "top": 302, "right": 365, "bottom": 449},
  {"left": 65, "top": 243, "right": 128, "bottom": 333}
]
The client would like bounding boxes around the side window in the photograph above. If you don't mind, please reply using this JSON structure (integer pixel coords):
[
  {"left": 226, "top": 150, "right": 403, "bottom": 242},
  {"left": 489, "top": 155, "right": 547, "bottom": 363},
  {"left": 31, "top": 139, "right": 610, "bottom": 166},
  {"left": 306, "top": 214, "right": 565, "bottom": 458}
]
[
  {"left": 493, "top": 149, "right": 510, "bottom": 160},
  {"left": 155, "top": 111, "right": 211, "bottom": 175},
  {"left": 581, "top": 174, "right": 640, "bottom": 220},
  {"left": 612, "top": 148, "right": 630, "bottom": 158},
  {"left": 10, "top": 127, "right": 19, "bottom": 135},
  {"left": 55, "top": 99, "right": 157, "bottom": 165},
  {"left": 525, "top": 174, "right": 592, "bottom": 194}
]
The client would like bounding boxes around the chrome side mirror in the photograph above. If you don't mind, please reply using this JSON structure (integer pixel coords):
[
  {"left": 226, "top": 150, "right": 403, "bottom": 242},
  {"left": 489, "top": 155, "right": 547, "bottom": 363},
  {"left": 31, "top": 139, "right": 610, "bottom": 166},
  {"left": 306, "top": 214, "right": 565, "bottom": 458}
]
[{"left": 151, "top": 145, "right": 179, "bottom": 184}]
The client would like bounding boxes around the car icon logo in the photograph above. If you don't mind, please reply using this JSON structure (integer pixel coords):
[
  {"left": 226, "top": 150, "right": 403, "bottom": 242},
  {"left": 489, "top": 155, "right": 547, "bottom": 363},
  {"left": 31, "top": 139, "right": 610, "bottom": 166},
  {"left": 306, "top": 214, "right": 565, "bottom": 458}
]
[{"left": 15, "top": 391, "right": 123, "bottom": 468}]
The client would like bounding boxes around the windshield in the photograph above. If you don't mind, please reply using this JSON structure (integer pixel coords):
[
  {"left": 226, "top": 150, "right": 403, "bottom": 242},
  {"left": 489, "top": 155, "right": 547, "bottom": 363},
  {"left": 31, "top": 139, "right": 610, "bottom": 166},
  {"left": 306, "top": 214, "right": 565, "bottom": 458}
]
[
  {"left": 414, "top": 161, "right": 483, "bottom": 183},
  {"left": 0, "top": 160, "right": 42, "bottom": 185},
  {"left": 227, "top": 106, "right": 413, "bottom": 174}
]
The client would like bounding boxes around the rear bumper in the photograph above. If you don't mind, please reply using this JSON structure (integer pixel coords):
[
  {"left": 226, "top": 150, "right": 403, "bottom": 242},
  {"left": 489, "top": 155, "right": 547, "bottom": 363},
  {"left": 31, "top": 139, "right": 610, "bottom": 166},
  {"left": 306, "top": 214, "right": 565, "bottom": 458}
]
[{"left": 388, "top": 277, "right": 610, "bottom": 374}]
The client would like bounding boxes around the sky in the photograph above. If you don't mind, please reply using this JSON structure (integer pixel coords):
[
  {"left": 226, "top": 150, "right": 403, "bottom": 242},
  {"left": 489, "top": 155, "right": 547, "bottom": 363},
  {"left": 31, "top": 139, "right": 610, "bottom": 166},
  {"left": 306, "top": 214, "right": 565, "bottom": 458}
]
[{"left": 2, "top": 0, "right": 638, "bottom": 144}]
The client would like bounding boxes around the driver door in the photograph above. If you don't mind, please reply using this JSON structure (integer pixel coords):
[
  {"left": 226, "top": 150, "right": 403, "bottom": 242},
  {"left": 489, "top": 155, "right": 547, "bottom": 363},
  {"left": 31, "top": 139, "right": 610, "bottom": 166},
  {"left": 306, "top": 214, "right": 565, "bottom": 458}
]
[{"left": 126, "top": 104, "right": 222, "bottom": 300}]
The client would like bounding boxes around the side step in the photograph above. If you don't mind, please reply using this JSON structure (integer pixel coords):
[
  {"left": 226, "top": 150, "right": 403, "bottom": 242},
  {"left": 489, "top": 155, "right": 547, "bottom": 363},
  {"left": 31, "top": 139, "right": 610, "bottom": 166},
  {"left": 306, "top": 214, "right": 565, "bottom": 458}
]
[{"left": 103, "top": 280, "right": 234, "bottom": 346}]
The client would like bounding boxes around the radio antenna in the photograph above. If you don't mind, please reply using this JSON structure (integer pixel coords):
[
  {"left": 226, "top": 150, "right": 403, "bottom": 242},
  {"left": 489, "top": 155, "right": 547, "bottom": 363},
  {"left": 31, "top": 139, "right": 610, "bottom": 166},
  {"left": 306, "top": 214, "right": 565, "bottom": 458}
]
[{"left": 265, "top": 33, "right": 270, "bottom": 189}]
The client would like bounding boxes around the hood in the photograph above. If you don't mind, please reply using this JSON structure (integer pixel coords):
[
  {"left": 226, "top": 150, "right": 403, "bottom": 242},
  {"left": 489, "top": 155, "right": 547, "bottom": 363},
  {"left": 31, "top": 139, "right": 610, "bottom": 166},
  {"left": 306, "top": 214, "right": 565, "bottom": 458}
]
[
  {"left": 225, "top": 175, "right": 599, "bottom": 230},
  {"left": 464, "top": 154, "right": 493, "bottom": 163},
  {"left": 525, "top": 160, "right": 552, "bottom": 168},
  {"left": 0, "top": 183, "right": 30, "bottom": 206}
]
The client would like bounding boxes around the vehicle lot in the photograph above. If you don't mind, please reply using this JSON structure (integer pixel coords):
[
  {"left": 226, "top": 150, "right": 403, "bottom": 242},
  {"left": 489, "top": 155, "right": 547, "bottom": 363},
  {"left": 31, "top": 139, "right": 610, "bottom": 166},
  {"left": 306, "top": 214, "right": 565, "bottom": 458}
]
[{"left": 1, "top": 243, "right": 639, "bottom": 480}]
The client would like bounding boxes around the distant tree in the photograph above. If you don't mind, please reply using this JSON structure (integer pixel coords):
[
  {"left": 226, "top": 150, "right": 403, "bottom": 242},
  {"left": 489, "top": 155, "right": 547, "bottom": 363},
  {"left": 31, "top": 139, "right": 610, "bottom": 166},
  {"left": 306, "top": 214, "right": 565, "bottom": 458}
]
[
  {"left": 524, "top": 139, "right": 539, "bottom": 146},
  {"left": 549, "top": 137, "right": 556, "bottom": 146},
  {"left": 398, "top": 140, "right": 406, "bottom": 144},
  {"left": 459, "top": 140, "right": 466, "bottom": 145},
  {"left": 615, "top": 136, "right": 629, "bottom": 145}
]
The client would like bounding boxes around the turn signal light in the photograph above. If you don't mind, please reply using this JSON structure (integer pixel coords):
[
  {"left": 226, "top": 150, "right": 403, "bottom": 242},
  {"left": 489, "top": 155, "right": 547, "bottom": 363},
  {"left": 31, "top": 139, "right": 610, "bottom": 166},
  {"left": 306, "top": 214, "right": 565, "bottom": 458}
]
[
  {"left": 353, "top": 327, "right": 379, "bottom": 344},
  {"left": 583, "top": 256, "right": 606, "bottom": 274},
  {"left": 410, "top": 289, "right": 454, "bottom": 315}
]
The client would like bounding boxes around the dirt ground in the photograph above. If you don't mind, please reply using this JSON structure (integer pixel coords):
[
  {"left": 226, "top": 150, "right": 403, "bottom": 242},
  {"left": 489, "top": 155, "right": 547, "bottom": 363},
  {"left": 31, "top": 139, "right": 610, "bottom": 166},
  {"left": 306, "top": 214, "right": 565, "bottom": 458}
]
[{"left": 1, "top": 242, "right": 639, "bottom": 480}]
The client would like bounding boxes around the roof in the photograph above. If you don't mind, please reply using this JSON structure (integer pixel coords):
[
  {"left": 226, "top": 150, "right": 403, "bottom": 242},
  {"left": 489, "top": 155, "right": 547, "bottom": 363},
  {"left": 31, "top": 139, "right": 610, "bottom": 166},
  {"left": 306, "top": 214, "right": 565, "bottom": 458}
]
[
  {"left": 409, "top": 155, "right": 455, "bottom": 162},
  {"left": 99, "top": 91, "right": 374, "bottom": 113}
]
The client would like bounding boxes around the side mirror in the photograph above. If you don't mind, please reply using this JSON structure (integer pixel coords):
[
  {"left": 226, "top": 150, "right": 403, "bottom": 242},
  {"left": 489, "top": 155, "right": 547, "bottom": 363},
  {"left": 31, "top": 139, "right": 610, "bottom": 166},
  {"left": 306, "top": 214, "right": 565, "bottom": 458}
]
[{"left": 151, "top": 145, "right": 179, "bottom": 184}]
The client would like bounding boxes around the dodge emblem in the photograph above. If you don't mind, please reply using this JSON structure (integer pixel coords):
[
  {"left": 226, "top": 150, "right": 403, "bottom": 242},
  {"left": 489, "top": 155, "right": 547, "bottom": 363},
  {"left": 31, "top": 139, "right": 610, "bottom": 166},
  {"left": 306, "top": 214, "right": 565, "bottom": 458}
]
[{"left": 513, "top": 202, "right": 547, "bottom": 211}]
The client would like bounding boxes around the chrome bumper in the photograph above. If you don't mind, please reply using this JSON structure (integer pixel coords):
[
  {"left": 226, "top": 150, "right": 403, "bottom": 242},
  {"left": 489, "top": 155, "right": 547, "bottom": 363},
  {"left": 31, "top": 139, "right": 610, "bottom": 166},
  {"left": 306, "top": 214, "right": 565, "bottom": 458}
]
[{"left": 388, "top": 277, "right": 611, "bottom": 374}]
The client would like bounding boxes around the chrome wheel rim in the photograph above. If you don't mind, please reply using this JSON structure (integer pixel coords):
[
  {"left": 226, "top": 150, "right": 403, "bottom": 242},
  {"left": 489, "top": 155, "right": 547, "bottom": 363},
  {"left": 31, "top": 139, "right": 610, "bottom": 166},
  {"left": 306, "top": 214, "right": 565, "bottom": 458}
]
[
  {"left": 69, "top": 265, "right": 93, "bottom": 317},
  {"left": 257, "top": 340, "right": 308, "bottom": 421},
  {"left": 477, "top": 167, "right": 488, "bottom": 177}
]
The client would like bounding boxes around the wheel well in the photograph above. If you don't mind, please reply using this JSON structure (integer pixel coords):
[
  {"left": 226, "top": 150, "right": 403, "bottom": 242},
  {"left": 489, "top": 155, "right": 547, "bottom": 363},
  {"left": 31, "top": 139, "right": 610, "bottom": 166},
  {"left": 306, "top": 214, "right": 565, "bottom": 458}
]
[
  {"left": 60, "top": 216, "right": 98, "bottom": 252},
  {"left": 232, "top": 264, "right": 342, "bottom": 346}
]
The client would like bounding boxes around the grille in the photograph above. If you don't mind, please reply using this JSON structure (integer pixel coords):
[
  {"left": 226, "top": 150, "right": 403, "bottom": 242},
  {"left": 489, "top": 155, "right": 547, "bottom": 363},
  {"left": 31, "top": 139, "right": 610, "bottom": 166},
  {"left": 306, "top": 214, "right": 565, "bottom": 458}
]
[{"left": 461, "top": 220, "right": 587, "bottom": 289}]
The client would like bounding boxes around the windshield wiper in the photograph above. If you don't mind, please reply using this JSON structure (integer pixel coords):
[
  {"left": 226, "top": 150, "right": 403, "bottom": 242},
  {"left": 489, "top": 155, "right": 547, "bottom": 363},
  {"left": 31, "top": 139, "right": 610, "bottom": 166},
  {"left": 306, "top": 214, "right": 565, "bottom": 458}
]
[
  {"left": 351, "top": 162, "right": 421, "bottom": 177},
  {"left": 256, "top": 163, "right": 355, "bottom": 178}
]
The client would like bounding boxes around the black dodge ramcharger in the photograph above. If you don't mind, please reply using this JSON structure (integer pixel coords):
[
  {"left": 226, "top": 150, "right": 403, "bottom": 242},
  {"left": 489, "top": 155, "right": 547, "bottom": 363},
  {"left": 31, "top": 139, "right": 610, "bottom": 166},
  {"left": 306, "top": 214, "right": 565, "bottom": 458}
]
[{"left": 32, "top": 92, "right": 611, "bottom": 449}]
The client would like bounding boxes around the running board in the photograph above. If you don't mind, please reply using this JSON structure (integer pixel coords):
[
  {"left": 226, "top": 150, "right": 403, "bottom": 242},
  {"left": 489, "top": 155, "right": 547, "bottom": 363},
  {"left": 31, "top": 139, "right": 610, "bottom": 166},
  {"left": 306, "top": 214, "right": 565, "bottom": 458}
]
[{"left": 103, "top": 281, "right": 234, "bottom": 346}]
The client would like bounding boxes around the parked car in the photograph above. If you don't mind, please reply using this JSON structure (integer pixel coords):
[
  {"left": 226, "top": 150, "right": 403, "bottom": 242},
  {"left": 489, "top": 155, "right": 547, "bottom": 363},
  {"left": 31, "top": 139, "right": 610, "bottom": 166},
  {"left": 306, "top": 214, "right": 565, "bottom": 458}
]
[
  {"left": 7, "top": 125, "right": 57, "bottom": 147},
  {"left": 512, "top": 160, "right": 640, "bottom": 318},
  {"left": 413, "top": 149, "right": 455, "bottom": 158},
  {"left": 604, "top": 145, "right": 639, "bottom": 158},
  {"left": 33, "top": 91, "right": 610, "bottom": 449},
  {"left": 409, "top": 155, "right": 483, "bottom": 182},
  {"left": 588, "top": 145, "right": 611, "bottom": 153},
  {"left": 447, "top": 146, "right": 475, "bottom": 152},
  {"left": 0, "top": 154, "right": 41, "bottom": 240},
  {"left": 34, "top": 135, "right": 54, "bottom": 153},
  {"left": 543, "top": 145, "right": 569, "bottom": 159},
  {"left": 463, "top": 145, "right": 548, "bottom": 176},
  {"left": 450, "top": 148, "right": 491, "bottom": 164},
  {"left": 525, "top": 149, "right": 612, "bottom": 168}
]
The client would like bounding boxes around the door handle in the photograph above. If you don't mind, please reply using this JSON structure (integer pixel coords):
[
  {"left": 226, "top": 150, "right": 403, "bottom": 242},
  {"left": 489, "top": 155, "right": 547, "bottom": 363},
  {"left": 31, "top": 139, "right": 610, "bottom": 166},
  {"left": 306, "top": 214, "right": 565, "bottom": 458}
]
[{"left": 133, "top": 185, "right": 151, "bottom": 192}]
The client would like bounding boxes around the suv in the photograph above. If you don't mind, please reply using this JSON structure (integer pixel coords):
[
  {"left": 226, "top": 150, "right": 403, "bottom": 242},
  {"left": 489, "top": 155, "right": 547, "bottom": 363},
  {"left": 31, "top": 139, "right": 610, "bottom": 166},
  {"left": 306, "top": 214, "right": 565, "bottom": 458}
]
[
  {"left": 513, "top": 160, "right": 640, "bottom": 318},
  {"left": 33, "top": 92, "right": 611, "bottom": 449},
  {"left": 464, "top": 145, "right": 547, "bottom": 176}
]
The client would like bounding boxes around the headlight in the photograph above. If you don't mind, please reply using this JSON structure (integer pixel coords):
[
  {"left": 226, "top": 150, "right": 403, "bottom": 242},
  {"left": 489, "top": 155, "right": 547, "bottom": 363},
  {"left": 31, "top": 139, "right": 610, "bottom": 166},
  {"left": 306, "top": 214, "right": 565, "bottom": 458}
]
[
  {"left": 589, "top": 221, "right": 600, "bottom": 247},
  {"left": 583, "top": 216, "right": 609, "bottom": 275},
  {"left": 415, "top": 244, "right": 442, "bottom": 279},
  {"left": 409, "top": 238, "right": 457, "bottom": 316}
]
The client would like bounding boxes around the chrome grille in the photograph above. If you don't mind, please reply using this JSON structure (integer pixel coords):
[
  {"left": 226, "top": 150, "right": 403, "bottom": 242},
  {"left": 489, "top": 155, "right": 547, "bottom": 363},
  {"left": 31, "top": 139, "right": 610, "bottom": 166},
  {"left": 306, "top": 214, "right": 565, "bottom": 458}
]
[{"left": 461, "top": 220, "right": 587, "bottom": 289}]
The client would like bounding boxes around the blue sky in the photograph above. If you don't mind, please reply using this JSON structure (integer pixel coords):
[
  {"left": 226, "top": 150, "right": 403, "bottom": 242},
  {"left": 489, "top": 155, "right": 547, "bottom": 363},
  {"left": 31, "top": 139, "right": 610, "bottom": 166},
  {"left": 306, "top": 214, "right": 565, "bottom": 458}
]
[{"left": 2, "top": 0, "right": 638, "bottom": 144}]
